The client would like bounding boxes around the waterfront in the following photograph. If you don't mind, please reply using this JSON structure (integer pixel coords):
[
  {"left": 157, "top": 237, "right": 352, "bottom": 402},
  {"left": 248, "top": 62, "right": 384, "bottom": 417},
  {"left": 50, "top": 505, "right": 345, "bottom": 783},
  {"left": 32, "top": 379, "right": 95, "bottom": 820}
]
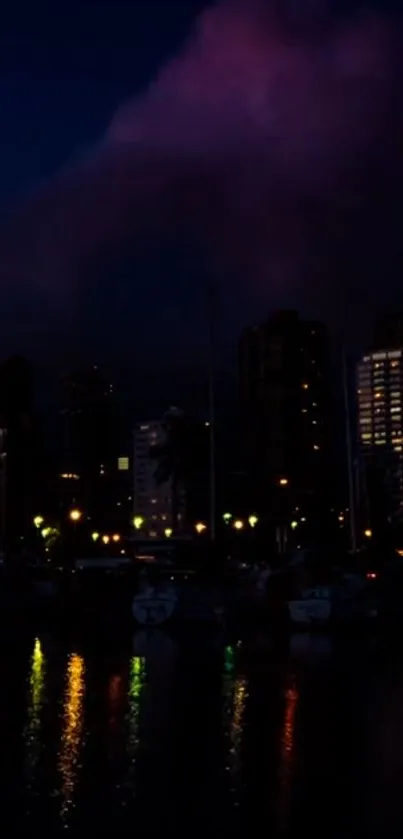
[{"left": 0, "top": 629, "right": 402, "bottom": 834}]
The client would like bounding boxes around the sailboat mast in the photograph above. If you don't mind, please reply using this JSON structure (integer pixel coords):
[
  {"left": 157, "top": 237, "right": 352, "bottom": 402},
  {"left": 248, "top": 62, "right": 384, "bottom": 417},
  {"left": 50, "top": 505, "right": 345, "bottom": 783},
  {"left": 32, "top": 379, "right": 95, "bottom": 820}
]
[{"left": 207, "top": 279, "right": 216, "bottom": 543}]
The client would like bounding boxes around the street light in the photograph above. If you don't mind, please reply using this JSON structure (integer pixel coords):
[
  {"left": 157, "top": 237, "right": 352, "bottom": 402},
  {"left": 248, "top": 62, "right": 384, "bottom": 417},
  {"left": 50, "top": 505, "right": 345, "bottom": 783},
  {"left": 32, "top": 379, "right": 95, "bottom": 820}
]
[
  {"left": 41, "top": 527, "right": 52, "bottom": 539},
  {"left": 290, "top": 521, "right": 298, "bottom": 530},
  {"left": 33, "top": 515, "right": 44, "bottom": 529},
  {"left": 91, "top": 532, "right": 100, "bottom": 542},
  {"left": 112, "top": 534, "right": 121, "bottom": 543},
  {"left": 195, "top": 522, "right": 207, "bottom": 534},
  {"left": 133, "top": 516, "right": 144, "bottom": 530},
  {"left": 279, "top": 478, "right": 288, "bottom": 486},
  {"left": 364, "top": 529, "right": 372, "bottom": 539},
  {"left": 164, "top": 528, "right": 173, "bottom": 538},
  {"left": 222, "top": 513, "right": 232, "bottom": 524},
  {"left": 102, "top": 535, "right": 110, "bottom": 545},
  {"left": 69, "top": 509, "right": 82, "bottom": 523},
  {"left": 233, "top": 520, "right": 244, "bottom": 531},
  {"left": 248, "top": 515, "right": 258, "bottom": 528}
]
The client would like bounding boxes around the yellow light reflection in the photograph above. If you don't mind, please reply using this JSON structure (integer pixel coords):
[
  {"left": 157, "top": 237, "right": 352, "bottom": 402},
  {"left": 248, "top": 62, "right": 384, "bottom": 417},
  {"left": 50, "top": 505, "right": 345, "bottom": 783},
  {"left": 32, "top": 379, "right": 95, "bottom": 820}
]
[
  {"left": 229, "top": 676, "right": 248, "bottom": 777},
  {"left": 58, "top": 653, "right": 85, "bottom": 822},
  {"left": 24, "top": 638, "right": 46, "bottom": 774},
  {"left": 127, "top": 657, "right": 145, "bottom": 762}
]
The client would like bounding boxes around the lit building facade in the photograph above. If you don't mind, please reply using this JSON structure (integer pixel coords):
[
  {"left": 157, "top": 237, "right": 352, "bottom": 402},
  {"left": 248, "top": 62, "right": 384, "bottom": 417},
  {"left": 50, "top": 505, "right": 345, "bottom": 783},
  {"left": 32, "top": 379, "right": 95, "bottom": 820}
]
[
  {"left": 239, "top": 310, "right": 331, "bottom": 535},
  {"left": 357, "top": 348, "right": 403, "bottom": 525},
  {"left": 133, "top": 419, "right": 181, "bottom": 539}
]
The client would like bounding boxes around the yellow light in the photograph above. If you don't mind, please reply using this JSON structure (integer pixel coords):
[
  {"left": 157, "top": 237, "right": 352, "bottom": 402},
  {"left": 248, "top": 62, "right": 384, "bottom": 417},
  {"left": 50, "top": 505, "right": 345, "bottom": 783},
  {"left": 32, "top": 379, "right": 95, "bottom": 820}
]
[
  {"left": 60, "top": 473, "right": 79, "bottom": 480},
  {"left": 223, "top": 512, "right": 232, "bottom": 522},
  {"left": 195, "top": 522, "right": 207, "bottom": 534},
  {"left": 33, "top": 515, "right": 44, "bottom": 529},
  {"left": 291, "top": 521, "right": 298, "bottom": 530},
  {"left": 164, "top": 528, "right": 173, "bottom": 538},
  {"left": 279, "top": 478, "right": 288, "bottom": 486},
  {"left": 133, "top": 516, "right": 144, "bottom": 530},
  {"left": 364, "top": 529, "right": 372, "bottom": 538},
  {"left": 233, "top": 520, "right": 244, "bottom": 531},
  {"left": 41, "top": 527, "right": 52, "bottom": 539},
  {"left": 302, "top": 383, "right": 309, "bottom": 390},
  {"left": 91, "top": 532, "right": 100, "bottom": 542},
  {"left": 112, "top": 534, "right": 121, "bottom": 543},
  {"left": 396, "top": 549, "right": 403, "bottom": 557},
  {"left": 248, "top": 515, "right": 258, "bottom": 528},
  {"left": 69, "top": 509, "right": 82, "bottom": 523},
  {"left": 102, "top": 535, "right": 110, "bottom": 545}
]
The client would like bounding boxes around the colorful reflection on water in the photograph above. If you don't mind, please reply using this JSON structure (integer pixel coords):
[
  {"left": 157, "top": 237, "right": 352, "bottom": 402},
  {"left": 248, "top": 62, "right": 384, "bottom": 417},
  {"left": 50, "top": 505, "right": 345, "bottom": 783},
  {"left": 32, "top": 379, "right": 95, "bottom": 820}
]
[
  {"left": 4, "top": 632, "right": 385, "bottom": 831},
  {"left": 127, "top": 656, "right": 145, "bottom": 760},
  {"left": 58, "top": 652, "right": 86, "bottom": 822},
  {"left": 24, "top": 638, "right": 46, "bottom": 780}
]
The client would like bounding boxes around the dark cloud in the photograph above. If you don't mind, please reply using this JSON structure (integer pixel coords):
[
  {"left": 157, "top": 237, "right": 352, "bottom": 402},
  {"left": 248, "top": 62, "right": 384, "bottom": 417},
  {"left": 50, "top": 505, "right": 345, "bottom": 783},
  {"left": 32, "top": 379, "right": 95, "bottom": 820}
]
[{"left": 0, "top": 0, "right": 402, "bottom": 337}]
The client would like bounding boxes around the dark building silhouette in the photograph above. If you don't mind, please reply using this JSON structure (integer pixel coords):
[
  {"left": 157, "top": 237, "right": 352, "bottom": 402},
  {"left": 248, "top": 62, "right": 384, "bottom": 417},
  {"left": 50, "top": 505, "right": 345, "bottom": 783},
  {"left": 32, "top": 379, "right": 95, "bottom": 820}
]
[
  {"left": 59, "top": 364, "right": 126, "bottom": 526},
  {"left": 239, "top": 311, "right": 331, "bottom": 539},
  {"left": 0, "top": 356, "right": 37, "bottom": 551}
]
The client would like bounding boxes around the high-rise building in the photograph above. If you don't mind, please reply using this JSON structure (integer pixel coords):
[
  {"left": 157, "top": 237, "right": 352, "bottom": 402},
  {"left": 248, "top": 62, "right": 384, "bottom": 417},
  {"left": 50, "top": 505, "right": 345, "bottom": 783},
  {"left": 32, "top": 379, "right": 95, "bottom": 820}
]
[
  {"left": 133, "top": 420, "right": 175, "bottom": 539},
  {"left": 133, "top": 408, "right": 191, "bottom": 539},
  {"left": 357, "top": 347, "right": 403, "bottom": 528},
  {"left": 239, "top": 310, "right": 330, "bottom": 530}
]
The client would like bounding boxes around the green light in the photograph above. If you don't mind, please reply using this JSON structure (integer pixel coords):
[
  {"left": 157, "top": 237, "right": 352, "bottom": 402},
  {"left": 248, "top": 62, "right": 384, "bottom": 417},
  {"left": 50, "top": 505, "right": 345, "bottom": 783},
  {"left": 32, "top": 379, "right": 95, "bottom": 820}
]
[{"left": 223, "top": 513, "right": 232, "bottom": 523}]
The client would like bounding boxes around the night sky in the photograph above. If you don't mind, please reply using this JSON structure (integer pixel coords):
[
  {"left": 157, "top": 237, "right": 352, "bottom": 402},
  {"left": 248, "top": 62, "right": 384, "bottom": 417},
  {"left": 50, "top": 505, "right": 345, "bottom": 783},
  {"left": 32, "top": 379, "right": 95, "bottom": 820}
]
[{"left": 1, "top": 0, "right": 403, "bottom": 415}]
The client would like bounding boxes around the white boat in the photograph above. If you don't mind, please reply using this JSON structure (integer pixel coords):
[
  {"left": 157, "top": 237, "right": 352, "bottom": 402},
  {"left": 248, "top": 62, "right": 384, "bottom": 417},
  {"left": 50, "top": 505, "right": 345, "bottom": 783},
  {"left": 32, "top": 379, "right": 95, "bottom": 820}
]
[
  {"left": 132, "top": 585, "right": 178, "bottom": 626},
  {"left": 288, "top": 586, "right": 332, "bottom": 625}
]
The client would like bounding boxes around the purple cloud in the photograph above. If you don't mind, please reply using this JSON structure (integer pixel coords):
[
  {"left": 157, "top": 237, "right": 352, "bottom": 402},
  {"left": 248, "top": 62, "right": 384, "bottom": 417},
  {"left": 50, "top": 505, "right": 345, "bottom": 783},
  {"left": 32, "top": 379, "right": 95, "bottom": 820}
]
[{"left": 1, "top": 0, "right": 402, "bottom": 315}]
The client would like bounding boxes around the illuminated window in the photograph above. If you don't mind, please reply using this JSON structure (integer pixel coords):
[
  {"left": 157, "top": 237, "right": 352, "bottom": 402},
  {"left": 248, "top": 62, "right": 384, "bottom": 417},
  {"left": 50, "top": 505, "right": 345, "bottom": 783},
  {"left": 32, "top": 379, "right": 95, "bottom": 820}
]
[
  {"left": 360, "top": 418, "right": 372, "bottom": 424},
  {"left": 361, "top": 433, "right": 372, "bottom": 440},
  {"left": 118, "top": 457, "right": 129, "bottom": 471},
  {"left": 374, "top": 393, "right": 383, "bottom": 399},
  {"left": 391, "top": 407, "right": 401, "bottom": 413},
  {"left": 391, "top": 360, "right": 400, "bottom": 368},
  {"left": 375, "top": 439, "right": 386, "bottom": 445}
]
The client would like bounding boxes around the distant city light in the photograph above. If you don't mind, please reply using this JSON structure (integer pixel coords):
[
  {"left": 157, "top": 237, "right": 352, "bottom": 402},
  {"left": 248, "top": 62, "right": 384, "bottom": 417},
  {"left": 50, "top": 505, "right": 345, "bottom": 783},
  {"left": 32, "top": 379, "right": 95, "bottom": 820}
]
[
  {"left": 279, "top": 478, "right": 288, "bottom": 486},
  {"left": 233, "top": 520, "right": 244, "bottom": 530},
  {"left": 364, "top": 529, "right": 372, "bottom": 538},
  {"left": 33, "top": 515, "right": 44, "bottom": 529},
  {"left": 41, "top": 527, "right": 52, "bottom": 539},
  {"left": 102, "top": 535, "right": 110, "bottom": 545},
  {"left": 222, "top": 513, "right": 232, "bottom": 523},
  {"left": 248, "top": 515, "right": 258, "bottom": 528},
  {"left": 164, "top": 528, "right": 173, "bottom": 538},
  {"left": 133, "top": 516, "right": 145, "bottom": 530},
  {"left": 112, "top": 534, "right": 121, "bottom": 543},
  {"left": 69, "top": 509, "right": 82, "bottom": 522},
  {"left": 60, "top": 473, "right": 79, "bottom": 480},
  {"left": 195, "top": 522, "right": 207, "bottom": 534},
  {"left": 302, "top": 383, "right": 309, "bottom": 390},
  {"left": 91, "top": 532, "right": 100, "bottom": 542},
  {"left": 117, "top": 457, "right": 129, "bottom": 471},
  {"left": 290, "top": 521, "right": 298, "bottom": 530}
]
